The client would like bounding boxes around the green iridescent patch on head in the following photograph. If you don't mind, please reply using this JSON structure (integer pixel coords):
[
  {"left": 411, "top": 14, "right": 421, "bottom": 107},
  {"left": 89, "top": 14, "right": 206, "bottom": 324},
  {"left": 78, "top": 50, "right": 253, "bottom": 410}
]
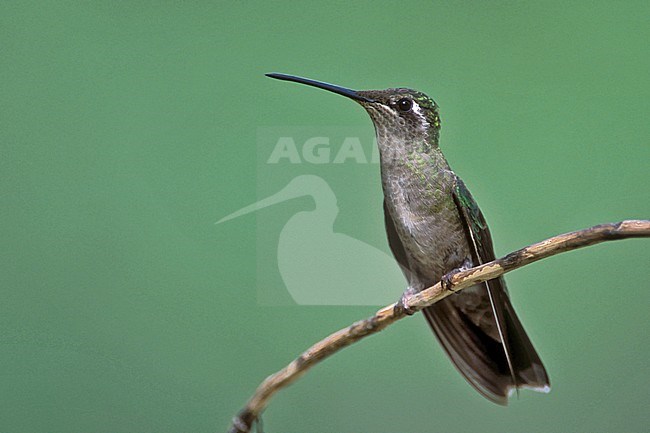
[
  {"left": 409, "top": 91, "right": 441, "bottom": 130},
  {"left": 413, "top": 92, "right": 437, "bottom": 110}
]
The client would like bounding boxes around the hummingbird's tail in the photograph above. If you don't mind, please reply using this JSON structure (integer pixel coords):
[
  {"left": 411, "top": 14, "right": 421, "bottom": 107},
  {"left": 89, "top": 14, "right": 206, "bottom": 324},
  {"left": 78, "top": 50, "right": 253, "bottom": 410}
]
[{"left": 423, "top": 281, "right": 550, "bottom": 405}]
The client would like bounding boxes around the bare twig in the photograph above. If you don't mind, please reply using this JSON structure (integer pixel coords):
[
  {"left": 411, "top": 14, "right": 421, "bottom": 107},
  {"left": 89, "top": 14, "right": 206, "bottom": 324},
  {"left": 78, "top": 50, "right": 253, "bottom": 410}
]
[{"left": 228, "top": 220, "right": 650, "bottom": 433}]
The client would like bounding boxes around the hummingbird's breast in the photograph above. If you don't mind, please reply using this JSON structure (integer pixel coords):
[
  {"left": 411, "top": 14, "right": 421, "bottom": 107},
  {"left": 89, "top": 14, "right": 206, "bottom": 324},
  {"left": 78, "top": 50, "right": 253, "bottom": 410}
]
[{"left": 380, "top": 150, "right": 471, "bottom": 289}]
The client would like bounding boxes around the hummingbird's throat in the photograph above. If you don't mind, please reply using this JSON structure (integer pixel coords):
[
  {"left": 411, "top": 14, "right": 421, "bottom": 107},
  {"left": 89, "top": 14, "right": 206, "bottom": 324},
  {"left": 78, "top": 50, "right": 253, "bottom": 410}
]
[{"left": 365, "top": 103, "right": 440, "bottom": 154}]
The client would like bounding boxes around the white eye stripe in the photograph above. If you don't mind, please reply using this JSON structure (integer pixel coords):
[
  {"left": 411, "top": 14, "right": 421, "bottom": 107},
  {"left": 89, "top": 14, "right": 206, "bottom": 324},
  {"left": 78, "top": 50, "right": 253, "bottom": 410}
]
[
  {"left": 411, "top": 101, "right": 423, "bottom": 116},
  {"left": 410, "top": 101, "right": 430, "bottom": 129}
]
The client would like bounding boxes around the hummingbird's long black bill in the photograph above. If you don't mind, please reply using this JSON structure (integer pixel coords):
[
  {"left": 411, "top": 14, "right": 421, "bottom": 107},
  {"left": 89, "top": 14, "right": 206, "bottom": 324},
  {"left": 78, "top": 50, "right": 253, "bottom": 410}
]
[{"left": 266, "top": 73, "right": 375, "bottom": 103}]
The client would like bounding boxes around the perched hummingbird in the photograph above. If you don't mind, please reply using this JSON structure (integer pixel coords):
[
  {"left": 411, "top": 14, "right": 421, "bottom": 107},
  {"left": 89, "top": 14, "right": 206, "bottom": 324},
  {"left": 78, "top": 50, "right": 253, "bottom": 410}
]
[{"left": 266, "top": 73, "right": 550, "bottom": 404}]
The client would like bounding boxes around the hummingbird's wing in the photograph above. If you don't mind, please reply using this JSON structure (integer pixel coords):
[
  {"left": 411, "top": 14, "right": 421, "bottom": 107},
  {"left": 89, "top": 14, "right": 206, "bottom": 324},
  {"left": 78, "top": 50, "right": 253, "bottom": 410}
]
[
  {"left": 423, "top": 177, "right": 549, "bottom": 404},
  {"left": 383, "top": 200, "right": 413, "bottom": 282}
]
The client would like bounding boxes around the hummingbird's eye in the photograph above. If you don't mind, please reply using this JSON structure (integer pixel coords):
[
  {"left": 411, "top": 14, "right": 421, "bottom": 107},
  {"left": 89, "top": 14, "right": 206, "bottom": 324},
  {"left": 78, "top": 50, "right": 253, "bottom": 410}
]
[{"left": 396, "top": 98, "right": 413, "bottom": 112}]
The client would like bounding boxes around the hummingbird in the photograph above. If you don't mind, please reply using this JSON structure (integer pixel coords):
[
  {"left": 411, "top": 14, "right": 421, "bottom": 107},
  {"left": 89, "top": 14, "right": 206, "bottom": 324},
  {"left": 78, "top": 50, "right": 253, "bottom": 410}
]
[{"left": 266, "top": 73, "right": 550, "bottom": 404}]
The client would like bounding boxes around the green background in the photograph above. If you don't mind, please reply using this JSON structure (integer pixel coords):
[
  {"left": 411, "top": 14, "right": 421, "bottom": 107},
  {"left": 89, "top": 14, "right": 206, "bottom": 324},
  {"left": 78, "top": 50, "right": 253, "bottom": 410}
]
[{"left": 2, "top": 1, "right": 649, "bottom": 432}]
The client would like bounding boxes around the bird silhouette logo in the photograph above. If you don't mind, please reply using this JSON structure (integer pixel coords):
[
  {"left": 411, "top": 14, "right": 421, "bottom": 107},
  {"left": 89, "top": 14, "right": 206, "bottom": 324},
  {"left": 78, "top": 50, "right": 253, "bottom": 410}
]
[{"left": 217, "top": 175, "right": 405, "bottom": 305}]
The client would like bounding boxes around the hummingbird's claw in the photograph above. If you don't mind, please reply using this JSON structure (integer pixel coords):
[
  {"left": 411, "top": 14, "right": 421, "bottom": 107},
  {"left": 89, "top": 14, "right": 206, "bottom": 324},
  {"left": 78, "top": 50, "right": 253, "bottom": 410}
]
[
  {"left": 441, "top": 270, "right": 456, "bottom": 292},
  {"left": 441, "top": 268, "right": 462, "bottom": 292},
  {"left": 395, "top": 287, "right": 418, "bottom": 316},
  {"left": 442, "top": 258, "right": 473, "bottom": 292}
]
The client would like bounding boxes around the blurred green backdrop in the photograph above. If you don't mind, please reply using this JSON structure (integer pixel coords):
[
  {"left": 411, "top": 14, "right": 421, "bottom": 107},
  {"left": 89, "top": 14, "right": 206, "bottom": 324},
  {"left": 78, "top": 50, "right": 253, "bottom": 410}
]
[{"left": 1, "top": 1, "right": 649, "bottom": 432}]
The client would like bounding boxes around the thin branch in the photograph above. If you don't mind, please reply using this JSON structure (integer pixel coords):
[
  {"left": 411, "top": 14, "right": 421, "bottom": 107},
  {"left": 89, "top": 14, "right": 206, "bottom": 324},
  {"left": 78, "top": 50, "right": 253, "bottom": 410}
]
[{"left": 228, "top": 220, "right": 650, "bottom": 433}]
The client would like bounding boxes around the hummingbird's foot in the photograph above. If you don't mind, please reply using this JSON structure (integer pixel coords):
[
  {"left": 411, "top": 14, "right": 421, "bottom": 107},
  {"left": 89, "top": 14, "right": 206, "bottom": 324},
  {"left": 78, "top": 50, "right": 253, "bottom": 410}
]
[
  {"left": 441, "top": 269, "right": 460, "bottom": 292},
  {"left": 395, "top": 287, "right": 418, "bottom": 316},
  {"left": 442, "top": 258, "right": 473, "bottom": 292},
  {"left": 441, "top": 268, "right": 465, "bottom": 292}
]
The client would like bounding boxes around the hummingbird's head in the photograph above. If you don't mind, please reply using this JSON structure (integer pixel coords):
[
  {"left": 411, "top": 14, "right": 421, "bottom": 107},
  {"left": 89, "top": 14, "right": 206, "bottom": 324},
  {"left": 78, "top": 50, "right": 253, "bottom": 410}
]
[
  {"left": 355, "top": 88, "right": 441, "bottom": 150},
  {"left": 266, "top": 74, "right": 441, "bottom": 157}
]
